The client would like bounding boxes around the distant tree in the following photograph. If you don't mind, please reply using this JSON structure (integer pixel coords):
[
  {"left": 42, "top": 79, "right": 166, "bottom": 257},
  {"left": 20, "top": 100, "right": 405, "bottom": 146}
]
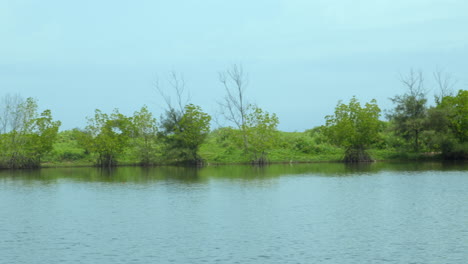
[
  {"left": 433, "top": 68, "right": 457, "bottom": 105},
  {"left": 387, "top": 69, "right": 428, "bottom": 152},
  {"left": 218, "top": 64, "right": 281, "bottom": 163},
  {"left": 0, "top": 94, "right": 25, "bottom": 134},
  {"left": 426, "top": 89, "right": 468, "bottom": 159},
  {"left": 132, "top": 105, "right": 159, "bottom": 165},
  {"left": 440, "top": 89, "right": 468, "bottom": 143},
  {"left": 0, "top": 96, "right": 61, "bottom": 168},
  {"left": 156, "top": 71, "right": 187, "bottom": 136},
  {"left": 218, "top": 64, "right": 250, "bottom": 151},
  {"left": 325, "top": 97, "right": 381, "bottom": 162},
  {"left": 157, "top": 72, "right": 211, "bottom": 164},
  {"left": 81, "top": 109, "right": 133, "bottom": 167},
  {"left": 243, "top": 106, "right": 279, "bottom": 164},
  {"left": 160, "top": 104, "right": 211, "bottom": 164},
  {"left": 178, "top": 104, "right": 211, "bottom": 162}
]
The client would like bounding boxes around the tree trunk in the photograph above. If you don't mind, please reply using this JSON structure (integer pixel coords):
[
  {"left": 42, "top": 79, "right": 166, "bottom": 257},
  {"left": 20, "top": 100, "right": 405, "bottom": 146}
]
[{"left": 344, "top": 147, "right": 373, "bottom": 163}]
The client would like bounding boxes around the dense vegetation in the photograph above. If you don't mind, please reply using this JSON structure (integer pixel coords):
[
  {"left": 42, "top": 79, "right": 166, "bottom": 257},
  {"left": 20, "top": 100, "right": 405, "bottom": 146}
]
[
  {"left": 0, "top": 95, "right": 61, "bottom": 168},
  {"left": 324, "top": 97, "right": 381, "bottom": 162},
  {"left": 1, "top": 68, "right": 467, "bottom": 168}
]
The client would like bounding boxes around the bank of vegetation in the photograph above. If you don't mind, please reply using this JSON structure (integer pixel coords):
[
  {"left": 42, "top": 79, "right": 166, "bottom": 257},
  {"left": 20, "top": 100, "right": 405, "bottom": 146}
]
[{"left": 1, "top": 66, "right": 467, "bottom": 168}]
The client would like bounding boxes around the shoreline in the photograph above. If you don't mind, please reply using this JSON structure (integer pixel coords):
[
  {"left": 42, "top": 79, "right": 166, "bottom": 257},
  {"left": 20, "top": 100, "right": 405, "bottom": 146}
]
[{"left": 36, "top": 156, "right": 464, "bottom": 169}]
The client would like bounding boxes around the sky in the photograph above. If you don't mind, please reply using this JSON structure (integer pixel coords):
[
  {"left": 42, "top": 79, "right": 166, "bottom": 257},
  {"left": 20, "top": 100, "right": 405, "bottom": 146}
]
[{"left": 1, "top": 0, "right": 467, "bottom": 131}]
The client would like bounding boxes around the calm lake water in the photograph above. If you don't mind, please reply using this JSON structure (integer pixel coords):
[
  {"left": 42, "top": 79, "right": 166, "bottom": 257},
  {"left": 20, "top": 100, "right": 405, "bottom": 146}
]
[{"left": 1, "top": 162, "right": 467, "bottom": 264}]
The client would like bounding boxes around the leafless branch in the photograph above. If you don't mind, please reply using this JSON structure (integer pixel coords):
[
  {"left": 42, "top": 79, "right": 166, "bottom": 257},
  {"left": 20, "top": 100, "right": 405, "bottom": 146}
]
[
  {"left": 433, "top": 67, "right": 456, "bottom": 103},
  {"left": 218, "top": 64, "right": 249, "bottom": 129},
  {"left": 155, "top": 71, "right": 190, "bottom": 114},
  {"left": 399, "top": 69, "right": 426, "bottom": 98},
  {"left": 218, "top": 64, "right": 252, "bottom": 150},
  {"left": 0, "top": 94, "right": 25, "bottom": 134}
]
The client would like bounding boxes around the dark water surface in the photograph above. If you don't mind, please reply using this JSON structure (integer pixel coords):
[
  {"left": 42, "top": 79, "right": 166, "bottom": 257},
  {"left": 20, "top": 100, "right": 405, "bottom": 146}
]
[{"left": 1, "top": 162, "right": 467, "bottom": 264}]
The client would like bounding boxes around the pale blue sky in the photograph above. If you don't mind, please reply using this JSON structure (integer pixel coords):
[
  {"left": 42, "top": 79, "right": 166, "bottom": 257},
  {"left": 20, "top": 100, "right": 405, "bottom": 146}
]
[{"left": 1, "top": 0, "right": 467, "bottom": 131}]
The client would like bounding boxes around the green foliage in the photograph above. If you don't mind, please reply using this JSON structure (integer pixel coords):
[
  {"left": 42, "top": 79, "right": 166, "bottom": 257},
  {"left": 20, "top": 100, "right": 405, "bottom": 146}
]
[
  {"left": 3, "top": 86, "right": 464, "bottom": 168},
  {"left": 160, "top": 104, "right": 211, "bottom": 164},
  {"left": 218, "top": 105, "right": 280, "bottom": 164},
  {"left": 131, "top": 105, "right": 159, "bottom": 165},
  {"left": 371, "top": 121, "right": 393, "bottom": 150},
  {"left": 290, "top": 136, "right": 316, "bottom": 154},
  {"left": 387, "top": 85, "right": 428, "bottom": 152},
  {"left": 243, "top": 106, "right": 279, "bottom": 163},
  {"left": 199, "top": 129, "right": 343, "bottom": 164},
  {"left": 324, "top": 97, "right": 381, "bottom": 162},
  {"left": 305, "top": 126, "right": 329, "bottom": 145},
  {"left": 80, "top": 109, "right": 134, "bottom": 167},
  {"left": 426, "top": 89, "right": 468, "bottom": 159},
  {"left": 0, "top": 97, "right": 61, "bottom": 168},
  {"left": 198, "top": 128, "right": 248, "bottom": 163},
  {"left": 43, "top": 130, "right": 88, "bottom": 163},
  {"left": 275, "top": 130, "right": 341, "bottom": 160},
  {"left": 177, "top": 104, "right": 212, "bottom": 162},
  {"left": 437, "top": 90, "right": 468, "bottom": 143}
]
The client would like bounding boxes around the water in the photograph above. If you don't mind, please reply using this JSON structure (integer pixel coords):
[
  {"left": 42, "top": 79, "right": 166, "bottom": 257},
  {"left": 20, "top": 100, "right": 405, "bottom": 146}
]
[{"left": 1, "top": 162, "right": 467, "bottom": 264}]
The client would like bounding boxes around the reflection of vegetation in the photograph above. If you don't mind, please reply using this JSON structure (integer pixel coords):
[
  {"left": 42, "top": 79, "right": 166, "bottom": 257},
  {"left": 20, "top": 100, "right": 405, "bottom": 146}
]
[
  {"left": 2, "top": 162, "right": 466, "bottom": 185},
  {"left": 0, "top": 166, "right": 205, "bottom": 184}
]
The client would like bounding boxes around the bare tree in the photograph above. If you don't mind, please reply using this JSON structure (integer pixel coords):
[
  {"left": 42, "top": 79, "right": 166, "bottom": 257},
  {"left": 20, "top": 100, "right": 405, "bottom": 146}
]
[
  {"left": 155, "top": 71, "right": 190, "bottom": 114},
  {"left": 399, "top": 69, "right": 426, "bottom": 98},
  {"left": 433, "top": 68, "right": 457, "bottom": 104},
  {"left": 154, "top": 71, "right": 211, "bottom": 164},
  {"left": 388, "top": 69, "right": 428, "bottom": 152},
  {"left": 0, "top": 94, "right": 25, "bottom": 134},
  {"left": 218, "top": 64, "right": 250, "bottom": 150},
  {"left": 155, "top": 71, "right": 191, "bottom": 132}
]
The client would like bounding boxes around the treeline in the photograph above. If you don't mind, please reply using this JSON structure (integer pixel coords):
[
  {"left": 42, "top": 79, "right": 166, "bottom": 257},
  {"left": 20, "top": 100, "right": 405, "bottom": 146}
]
[
  {"left": 324, "top": 69, "right": 467, "bottom": 162},
  {"left": 0, "top": 67, "right": 466, "bottom": 168}
]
